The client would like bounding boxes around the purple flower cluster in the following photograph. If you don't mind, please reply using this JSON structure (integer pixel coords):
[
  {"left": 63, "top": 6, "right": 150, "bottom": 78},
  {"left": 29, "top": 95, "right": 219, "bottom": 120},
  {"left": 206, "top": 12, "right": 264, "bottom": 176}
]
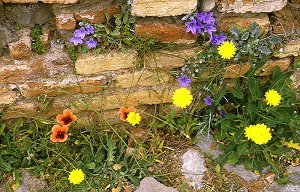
[
  {"left": 184, "top": 12, "right": 227, "bottom": 45},
  {"left": 69, "top": 24, "right": 97, "bottom": 49}
]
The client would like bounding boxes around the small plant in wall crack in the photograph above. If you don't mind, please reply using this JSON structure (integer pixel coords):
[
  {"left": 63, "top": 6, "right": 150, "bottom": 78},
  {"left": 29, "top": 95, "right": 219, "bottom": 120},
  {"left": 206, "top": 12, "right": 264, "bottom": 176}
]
[{"left": 30, "top": 24, "right": 45, "bottom": 55}]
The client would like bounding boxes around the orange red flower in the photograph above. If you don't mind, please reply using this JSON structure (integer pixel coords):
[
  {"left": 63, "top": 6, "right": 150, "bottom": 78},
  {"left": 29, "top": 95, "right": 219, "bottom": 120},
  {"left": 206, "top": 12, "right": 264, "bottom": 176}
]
[
  {"left": 56, "top": 109, "right": 77, "bottom": 126},
  {"left": 50, "top": 125, "right": 69, "bottom": 142},
  {"left": 119, "top": 106, "right": 135, "bottom": 121}
]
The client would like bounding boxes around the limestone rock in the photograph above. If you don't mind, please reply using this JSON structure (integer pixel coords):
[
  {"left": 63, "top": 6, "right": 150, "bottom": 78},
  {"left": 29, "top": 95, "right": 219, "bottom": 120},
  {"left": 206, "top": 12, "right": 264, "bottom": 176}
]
[
  {"left": 0, "top": 87, "right": 17, "bottom": 105},
  {"left": 218, "top": 0, "right": 287, "bottom": 13},
  {"left": 8, "top": 29, "right": 32, "bottom": 60},
  {"left": 274, "top": 38, "right": 300, "bottom": 58},
  {"left": 115, "top": 69, "right": 171, "bottom": 88},
  {"left": 131, "top": 0, "right": 197, "bottom": 17},
  {"left": 196, "top": 134, "right": 222, "bottom": 159},
  {"left": 136, "top": 177, "right": 178, "bottom": 192},
  {"left": 3, "top": 0, "right": 78, "bottom": 3},
  {"left": 223, "top": 164, "right": 259, "bottom": 182},
  {"left": 135, "top": 17, "right": 198, "bottom": 44},
  {"left": 181, "top": 149, "right": 206, "bottom": 190},
  {"left": 75, "top": 49, "right": 137, "bottom": 75},
  {"left": 200, "top": 0, "right": 216, "bottom": 12}
]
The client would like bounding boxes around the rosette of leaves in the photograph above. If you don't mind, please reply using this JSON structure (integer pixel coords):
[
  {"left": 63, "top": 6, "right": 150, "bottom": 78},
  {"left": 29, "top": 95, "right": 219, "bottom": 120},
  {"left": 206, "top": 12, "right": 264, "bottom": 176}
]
[
  {"left": 213, "top": 66, "right": 300, "bottom": 176},
  {"left": 230, "top": 23, "right": 281, "bottom": 65}
]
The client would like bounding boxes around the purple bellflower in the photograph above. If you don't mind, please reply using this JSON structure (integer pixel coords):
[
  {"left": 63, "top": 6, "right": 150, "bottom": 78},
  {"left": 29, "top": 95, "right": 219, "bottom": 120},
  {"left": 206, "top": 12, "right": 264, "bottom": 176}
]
[
  {"left": 85, "top": 37, "right": 97, "bottom": 49},
  {"left": 185, "top": 19, "right": 199, "bottom": 35},
  {"left": 85, "top": 24, "right": 94, "bottom": 35},
  {"left": 203, "top": 12, "right": 216, "bottom": 24},
  {"left": 203, "top": 23, "right": 217, "bottom": 37},
  {"left": 211, "top": 33, "right": 227, "bottom": 45},
  {"left": 74, "top": 27, "right": 86, "bottom": 39},
  {"left": 204, "top": 96, "right": 213, "bottom": 106},
  {"left": 178, "top": 74, "right": 192, "bottom": 88},
  {"left": 70, "top": 36, "right": 83, "bottom": 46}
]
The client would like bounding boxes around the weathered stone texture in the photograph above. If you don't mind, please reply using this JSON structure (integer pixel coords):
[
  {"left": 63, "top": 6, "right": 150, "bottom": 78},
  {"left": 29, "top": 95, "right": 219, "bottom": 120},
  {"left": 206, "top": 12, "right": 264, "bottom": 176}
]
[
  {"left": 136, "top": 177, "right": 178, "bottom": 192},
  {"left": 218, "top": 13, "right": 270, "bottom": 34},
  {"left": 271, "top": 6, "right": 300, "bottom": 35},
  {"left": 73, "top": 5, "right": 120, "bottom": 24},
  {"left": 224, "top": 58, "right": 291, "bottom": 78},
  {"left": 2, "top": 100, "right": 39, "bottom": 119},
  {"left": 75, "top": 50, "right": 137, "bottom": 75},
  {"left": 131, "top": 0, "right": 197, "bottom": 17},
  {"left": 0, "top": 88, "right": 17, "bottom": 105},
  {"left": 19, "top": 75, "right": 111, "bottom": 98},
  {"left": 135, "top": 17, "right": 198, "bottom": 44},
  {"left": 8, "top": 29, "right": 32, "bottom": 60},
  {"left": 218, "top": 0, "right": 287, "bottom": 13},
  {"left": 5, "top": 4, "right": 53, "bottom": 27},
  {"left": 56, "top": 13, "right": 76, "bottom": 30},
  {"left": 73, "top": 83, "right": 176, "bottom": 111},
  {"left": 3, "top": 0, "right": 78, "bottom": 3},
  {"left": 115, "top": 69, "right": 171, "bottom": 88},
  {"left": 274, "top": 38, "right": 300, "bottom": 58},
  {"left": 145, "top": 46, "right": 199, "bottom": 69}
]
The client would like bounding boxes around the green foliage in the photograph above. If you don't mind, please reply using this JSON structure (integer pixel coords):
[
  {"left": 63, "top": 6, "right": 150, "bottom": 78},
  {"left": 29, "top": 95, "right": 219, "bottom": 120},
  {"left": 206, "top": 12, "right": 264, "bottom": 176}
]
[
  {"left": 229, "top": 23, "right": 282, "bottom": 65},
  {"left": 213, "top": 67, "right": 300, "bottom": 174},
  {"left": 30, "top": 24, "right": 45, "bottom": 55},
  {"left": 0, "top": 119, "right": 154, "bottom": 191}
]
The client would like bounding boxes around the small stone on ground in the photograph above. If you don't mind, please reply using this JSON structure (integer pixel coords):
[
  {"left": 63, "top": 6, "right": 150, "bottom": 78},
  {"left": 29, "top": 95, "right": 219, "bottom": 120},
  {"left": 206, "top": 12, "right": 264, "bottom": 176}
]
[
  {"left": 181, "top": 148, "right": 206, "bottom": 190},
  {"left": 223, "top": 164, "right": 260, "bottom": 182},
  {"left": 135, "top": 177, "right": 178, "bottom": 192}
]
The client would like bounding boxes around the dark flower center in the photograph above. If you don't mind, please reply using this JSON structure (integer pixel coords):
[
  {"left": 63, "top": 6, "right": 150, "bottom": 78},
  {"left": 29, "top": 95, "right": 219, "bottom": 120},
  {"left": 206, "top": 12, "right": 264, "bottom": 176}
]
[
  {"left": 56, "top": 131, "right": 65, "bottom": 139},
  {"left": 63, "top": 116, "right": 72, "bottom": 124}
]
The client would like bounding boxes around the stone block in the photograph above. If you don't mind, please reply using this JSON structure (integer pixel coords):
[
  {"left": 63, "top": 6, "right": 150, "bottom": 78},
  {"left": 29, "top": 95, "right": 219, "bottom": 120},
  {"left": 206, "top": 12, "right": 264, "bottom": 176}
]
[
  {"left": 74, "top": 5, "right": 120, "bottom": 24},
  {"left": 256, "top": 58, "right": 291, "bottom": 76},
  {"left": 114, "top": 69, "right": 171, "bottom": 88},
  {"left": 136, "top": 177, "right": 178, "bottom": 192},
  {"left": 274, "top": 38, "right": 300, "bottom": 58},
  {"left": 224, "top": 64, "right": 251, "bottom": 78},
  {"left": 218, "top": 13, "right": 270, "bottom": 34},
  {"left": 145, "top": 46, "right": 199, "bottom": 69},
  {"left": 224, "top": 58, "right": 291, "bottom": 78},
  {"left": 2, "top": 100, "right": 39, "bottom": 120},
  {"left": 55, "top": 13, "right": 76, "bottom": 30},
  {"left": 135, "top": 17, "right": 198, "bottom": 44},
  {"left": 19, "top": 75, "right": 111, "bottom": 98},
  {"left": 8, "top": 29, "right": 32, "bottom": 60},
  {"left": 5, "top": 3, "right": 53, "bottom": 27},
  {"left": 131, "top": 0, "right": 197, "bottom": 17},
  {"left": 75, "top": 49, "right": 137, "bottom": 75},
  {"left": 218, "top": 0, "right": 287, "bottom": 13},
  {"left": 3, "top": 0, "right": 79, "bottom": 3},
  {"left": 271, "top": 6, "right": 300, "bottom": 35},
  {"left": 0, "top": 88, "right": 17, "bottom": 105},
  {"left": 72, "top": 83, "right": 176, "bottom": 111}
]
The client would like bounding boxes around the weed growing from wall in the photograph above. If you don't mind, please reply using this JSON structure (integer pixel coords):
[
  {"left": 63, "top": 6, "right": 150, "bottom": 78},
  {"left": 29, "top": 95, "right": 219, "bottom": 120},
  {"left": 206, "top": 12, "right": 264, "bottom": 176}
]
[{"left": 30, "top": 24, "right": 45, "bottom": 55}]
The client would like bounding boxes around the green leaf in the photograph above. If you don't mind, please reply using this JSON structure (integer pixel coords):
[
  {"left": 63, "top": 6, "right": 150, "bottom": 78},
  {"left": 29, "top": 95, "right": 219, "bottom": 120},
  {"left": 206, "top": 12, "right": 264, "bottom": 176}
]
[
  {"left": 215, "top": 164, "right": 221, "bottom": 174},
  {"left": 241, "top": 32, "right": 250, "bottom": 41},
  {"left": 248, "top": 78, "right": 261, "bottom": 101},
  {"left": 246, "top": 103, "right": 256, "bottom": 122},
  {"left": 257, "top": 46, "right": 272, "bottom": 55},
  {"left": 232, "top": 87, "right": 244, "bottom": 99},
  {"left": 0, "top": 123, "right": 5, "bottom": 136},
  {"left": 214, "top": 84, "right": 227, "bottom": 105},
  {"left": 106, "top": 138, "right": 116, "bottom": 164},
  {"left": 85, "top": 162, "right": 96, "bottom": 170}
]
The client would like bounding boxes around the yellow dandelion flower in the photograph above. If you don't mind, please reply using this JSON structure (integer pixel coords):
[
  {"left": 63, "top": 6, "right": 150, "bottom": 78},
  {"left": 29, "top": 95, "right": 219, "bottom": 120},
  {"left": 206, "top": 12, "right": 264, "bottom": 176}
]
[
  {"left": 244, "top": 123, "right": 272, "bottom": 145},
  {"left": 68, "top": 169, "right": 85, "bottom": 185},
  {"left": 265, "top": 89, "right": 281, "bottom": 106},
  {"left": 217, "top": 41, "right": 236, "bottom": 59},
  {"left": 126, "top": 112, "right": 141, "bottom": 126},
  {"left": 172, "top": 87, "right": 193, "bottom": 108},
  {"left": 283, "top": 140, "right": 300, "bottom": 151}
]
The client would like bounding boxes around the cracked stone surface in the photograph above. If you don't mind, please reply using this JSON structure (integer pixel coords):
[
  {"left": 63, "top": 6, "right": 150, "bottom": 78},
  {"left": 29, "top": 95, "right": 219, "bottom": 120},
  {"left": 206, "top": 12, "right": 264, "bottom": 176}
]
[
  {"left": 135, "top": 177, "right": 178, "bottom": 192},
  {"left": 223, "top": 164, "right": 260, "bottom": 182},
  {"left": 181, "top": 148, "right": 206, "bottom": 190}
]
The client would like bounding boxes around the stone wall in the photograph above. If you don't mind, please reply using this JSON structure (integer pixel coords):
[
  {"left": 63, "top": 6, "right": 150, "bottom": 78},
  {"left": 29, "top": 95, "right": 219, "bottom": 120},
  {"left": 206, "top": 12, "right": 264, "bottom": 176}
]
[{"left": 0, "top": 0, "right": 299, "bottom": 124}]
